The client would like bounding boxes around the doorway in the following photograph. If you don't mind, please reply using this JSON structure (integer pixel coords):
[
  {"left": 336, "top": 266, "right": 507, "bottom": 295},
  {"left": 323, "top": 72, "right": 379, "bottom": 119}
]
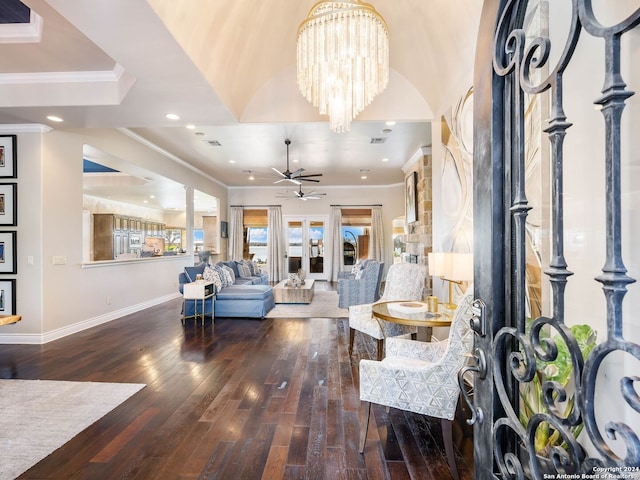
[{"left": 285, "top": 216, "right": 328, "bottom": 280}]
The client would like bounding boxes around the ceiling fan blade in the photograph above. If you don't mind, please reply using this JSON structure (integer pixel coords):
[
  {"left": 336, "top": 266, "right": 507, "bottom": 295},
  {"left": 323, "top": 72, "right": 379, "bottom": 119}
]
[
  {"left": 298, "top": 178, "right": 320, "bottom": 183},
  {"left": 294, "top": 190, "right": 302, "bottom": 197},
  {"left": 289, "top": 168, "right": 305, "bottom": 178},
  {"left": 306, "top": 196, "right": 322, "bottom": 200},
  {"left": 297, "top": 173, "right": 323, "bottom": 178},
  {"left": 286, "top": 178, "right": 302, "bottom": 185},
  {"left": 271, "top": 167, "right": 286, "bottom": 177}
]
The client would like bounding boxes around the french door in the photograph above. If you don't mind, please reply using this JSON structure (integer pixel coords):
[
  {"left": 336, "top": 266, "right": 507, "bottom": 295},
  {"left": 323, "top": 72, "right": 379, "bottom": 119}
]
[
  {"left": 468, "top": 1, "right": 640, "bottom": 478},
  {"left": 284, "top": 216, "right": 329, "bottom": 280}
]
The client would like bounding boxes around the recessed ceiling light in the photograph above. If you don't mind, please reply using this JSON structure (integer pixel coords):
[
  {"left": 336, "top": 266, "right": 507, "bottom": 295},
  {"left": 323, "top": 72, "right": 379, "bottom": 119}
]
[
  {"left": 382, "top": 158, "right": 389, "bottom": 162},
  {"left": 249, "top": 174, "right": 255, "bottom": 181},
  {"left": 229, "top": 160, "right": 236, "bottom": 164},
  {"left": 165, "top": 113, "right": 180, "bottom": 120},
  {"left": 292, "top": 159, "right": 299, "bottom": 163},
  {"left": 186, "top": 124, "right": 195, "bottom": 129},
  {"left": 382, "top": 128, "right": 392, "bottom": 134},
  {"left": 385, "top": 121, "right": 396, "bottom": 126},
  {"left": 195, "top": 132, "right": 205, "bottom": 136},
  {"left": 149, "top": 195, "right": 156, "bottom": 199},
  {"left": 143, "top": 200, "right": 149, "bottom": 204},
  {"left": 46, "top": 115, "right": 63, "bottom": 122},
  {"left": 361, "top": 175, "right": 368, "bottom": 180}
]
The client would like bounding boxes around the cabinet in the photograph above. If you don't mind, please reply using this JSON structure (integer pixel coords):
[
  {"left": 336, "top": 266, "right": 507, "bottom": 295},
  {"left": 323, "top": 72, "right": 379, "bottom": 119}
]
[{"left": 93, "top": 213, "right": 166, "bottom": 261}]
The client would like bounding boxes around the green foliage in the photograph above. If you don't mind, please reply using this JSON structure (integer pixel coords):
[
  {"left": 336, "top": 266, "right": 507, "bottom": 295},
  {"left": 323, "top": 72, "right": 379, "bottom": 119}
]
[{"left": 519, "top": 322, "right": 597, "bottom": 455}]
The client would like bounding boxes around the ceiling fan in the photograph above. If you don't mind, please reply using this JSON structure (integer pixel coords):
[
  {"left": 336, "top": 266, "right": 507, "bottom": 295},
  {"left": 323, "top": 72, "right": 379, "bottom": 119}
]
[
  {"left": 272, "top": 139, "right": 323, "bottom": 185},
  {"left": 276, "top": 184, "right": 327, "bottom": 201}
]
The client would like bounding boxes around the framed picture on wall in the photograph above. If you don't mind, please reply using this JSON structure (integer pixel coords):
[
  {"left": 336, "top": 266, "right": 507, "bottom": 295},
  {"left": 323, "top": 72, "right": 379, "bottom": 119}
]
[
  {"left": 220, "top": 221, "right": 228, "bottom": 239},
  {"left": 0, "top": 183, "right": 17, "bottom": 226},
  {"left": 0, "top": 231, "right": 17, "bottom": 274},
  {"left": 0, "top": 135, "right": 16, "bottom": 178},
  {"left": 405, "top": 171, "right": 418, "bottom": 224},
  {"left": 0, "top": 279, "right": 16, "bottom": 315}
]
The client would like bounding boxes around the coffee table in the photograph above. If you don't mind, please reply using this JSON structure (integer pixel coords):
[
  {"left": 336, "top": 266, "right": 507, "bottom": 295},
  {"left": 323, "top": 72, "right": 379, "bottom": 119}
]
[{"left": 273, "top": 278, "right": 315, "bottom": 304}]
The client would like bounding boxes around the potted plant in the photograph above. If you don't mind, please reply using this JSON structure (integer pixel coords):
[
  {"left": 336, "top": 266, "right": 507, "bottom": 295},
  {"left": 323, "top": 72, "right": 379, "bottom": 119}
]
[{"left": 519, "top": 322, "right": 597, "bottom": 456}]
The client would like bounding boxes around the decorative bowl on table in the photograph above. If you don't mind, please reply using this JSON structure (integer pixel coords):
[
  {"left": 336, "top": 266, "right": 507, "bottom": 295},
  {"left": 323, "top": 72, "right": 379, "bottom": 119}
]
[{"left": 387, "top": 301, "right": 432, "bottom": 320}]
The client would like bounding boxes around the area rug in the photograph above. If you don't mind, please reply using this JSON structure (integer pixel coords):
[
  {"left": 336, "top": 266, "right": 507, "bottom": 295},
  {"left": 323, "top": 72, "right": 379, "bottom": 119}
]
[
  {"left": 266, "top": 290, "right": 349, "bottom": 318},
  {"left": 0, "top": 379, "right": 145, "bottom": 480}
]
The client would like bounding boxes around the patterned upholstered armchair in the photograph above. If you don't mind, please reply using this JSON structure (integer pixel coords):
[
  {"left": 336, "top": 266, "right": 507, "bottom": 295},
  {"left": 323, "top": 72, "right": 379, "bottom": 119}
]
[
  {"left": 337, "top": 260, "right": 384, "bottom": 309},
  {"left": 348, "top": 263, "right": 426, "bottom": 360},
  {"left": 358, "top": 289, "right": 474, "bottom": 480}
]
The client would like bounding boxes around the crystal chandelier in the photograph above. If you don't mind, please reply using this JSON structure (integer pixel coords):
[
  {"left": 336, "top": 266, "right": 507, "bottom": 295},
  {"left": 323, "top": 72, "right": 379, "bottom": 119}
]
[{"left": 296, "top": 1, "right": 389, "bottom": 133}]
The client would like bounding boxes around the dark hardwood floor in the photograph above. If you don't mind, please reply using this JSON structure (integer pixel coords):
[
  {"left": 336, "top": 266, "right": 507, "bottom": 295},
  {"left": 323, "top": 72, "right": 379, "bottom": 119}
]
[{"left": 1, "top": 282, "right": 473, "bottom": 479}]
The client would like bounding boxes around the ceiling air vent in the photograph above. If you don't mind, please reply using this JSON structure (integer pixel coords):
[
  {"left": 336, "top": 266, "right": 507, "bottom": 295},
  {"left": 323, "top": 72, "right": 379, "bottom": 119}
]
[
  {"left": 207, "top": 140, "right": 222, "bottom": 146},
  {"left": 370, "top": 137, "right": 386, "bottom": 144}
]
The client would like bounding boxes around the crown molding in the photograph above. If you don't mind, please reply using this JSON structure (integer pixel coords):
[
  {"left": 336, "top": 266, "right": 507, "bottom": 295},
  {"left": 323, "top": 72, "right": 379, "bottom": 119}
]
[
  {"left": 0, "top": 124, "right": 52, "bottom": 133},
  {"left": 0, "top": 10, "right": 43, "bottom": 44},
  {"left": 117, "top": 128, "right": 229, "bottom": 189},
  {"left": 0, "top": 63, "right": 125, "bottom": 85},
  {"left": 402, "top": 145, "right": 432, "bottom": 173}
]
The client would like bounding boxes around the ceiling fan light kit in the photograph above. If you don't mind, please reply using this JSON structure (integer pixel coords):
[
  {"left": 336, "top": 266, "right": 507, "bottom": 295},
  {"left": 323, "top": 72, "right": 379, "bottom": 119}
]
[{"left": 296, "top": 0, "right": 390, "bottom": 133}]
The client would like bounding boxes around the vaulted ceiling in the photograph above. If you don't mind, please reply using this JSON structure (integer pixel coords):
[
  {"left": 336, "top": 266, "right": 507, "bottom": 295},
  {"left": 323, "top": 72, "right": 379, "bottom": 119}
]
[{"left": 0, "top": 0, "right": 482, "bottom": 188}]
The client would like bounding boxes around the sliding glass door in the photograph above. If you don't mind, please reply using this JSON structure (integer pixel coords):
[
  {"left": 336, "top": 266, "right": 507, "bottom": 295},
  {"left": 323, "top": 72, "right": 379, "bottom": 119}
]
[{"left": 285, "top": 216, "right": 328, "bottom": 280}]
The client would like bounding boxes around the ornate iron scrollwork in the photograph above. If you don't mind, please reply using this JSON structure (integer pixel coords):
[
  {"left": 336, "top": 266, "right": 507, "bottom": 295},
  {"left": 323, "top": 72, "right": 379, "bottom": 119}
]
[{"left": 490, "top": 0, "right": 640, "bottom": 476}]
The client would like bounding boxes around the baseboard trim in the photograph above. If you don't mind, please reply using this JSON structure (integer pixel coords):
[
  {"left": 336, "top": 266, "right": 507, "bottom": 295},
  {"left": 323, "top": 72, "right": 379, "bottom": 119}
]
[{"left": 0, "top": 293, "right": 180, "bottom": 345}]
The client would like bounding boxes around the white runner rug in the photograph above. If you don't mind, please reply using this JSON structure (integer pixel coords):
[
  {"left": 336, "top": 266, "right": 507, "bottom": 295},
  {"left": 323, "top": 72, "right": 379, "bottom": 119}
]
[{"left": 0, "top": 379, "right": 145, "bottom": 480}]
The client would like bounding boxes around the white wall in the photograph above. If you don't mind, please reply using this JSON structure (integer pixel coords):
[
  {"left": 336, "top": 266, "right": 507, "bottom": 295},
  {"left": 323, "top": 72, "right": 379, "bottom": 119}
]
[
  {"left": 228, "top": 184, "right": 405, "bottom": 272},
  {"left": 0, "top": 127, "right": 228, "bottom": 343}
]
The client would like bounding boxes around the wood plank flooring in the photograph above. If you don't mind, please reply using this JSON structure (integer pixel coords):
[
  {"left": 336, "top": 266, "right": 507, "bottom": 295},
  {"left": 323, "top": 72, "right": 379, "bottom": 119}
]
[{"left": 0, "top": 282, "right": 473, "bottom": 479}]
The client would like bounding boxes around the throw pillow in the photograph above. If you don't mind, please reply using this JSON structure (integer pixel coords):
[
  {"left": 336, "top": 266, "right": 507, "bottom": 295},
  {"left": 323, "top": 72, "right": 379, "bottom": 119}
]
[
  {"left": 213, "top": 264, "right": 230, "bottom": 288},
  {"left": 246, "top": 260, "right": 257, "bottom": 275},
  {"left": 237, "top": 262, "right": 251, "bottom": 277},
  {"left": 351, "top": 261, "right": 361, "bottom": 275},
  {"left": 222, "top": 265, "right": 235, "bottom": 284},
  {"left": 203, "top": 264, "right": 216, "bottom": 281},
  {"left": 355, "top": 267, "right": 363, "bottom": 280},
  {"left": 210, "top": 270, "right": 223, "bottom": 292}
]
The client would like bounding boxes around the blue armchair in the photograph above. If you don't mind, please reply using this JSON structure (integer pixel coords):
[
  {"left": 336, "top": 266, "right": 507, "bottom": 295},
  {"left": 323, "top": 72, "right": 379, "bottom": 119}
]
[{"left": 337, "top": 261, "right": 384, "bottom": 309}]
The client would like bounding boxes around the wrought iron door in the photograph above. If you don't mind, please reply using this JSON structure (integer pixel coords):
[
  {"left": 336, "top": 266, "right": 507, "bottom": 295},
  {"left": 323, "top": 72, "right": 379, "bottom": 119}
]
[{"left": 466, "top": 1, "right": 640, "bottom": 478}]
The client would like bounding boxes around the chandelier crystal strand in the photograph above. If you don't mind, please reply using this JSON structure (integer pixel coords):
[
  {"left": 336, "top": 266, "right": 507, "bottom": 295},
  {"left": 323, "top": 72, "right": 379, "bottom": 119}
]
[{"left": 297, "top": 1, "right": 389, "bottom": 133}]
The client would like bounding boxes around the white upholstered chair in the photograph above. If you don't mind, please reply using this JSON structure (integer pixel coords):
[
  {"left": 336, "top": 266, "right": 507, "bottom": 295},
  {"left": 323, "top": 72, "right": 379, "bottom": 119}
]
[
  {"left": 348, "top": 263, "right": 427, "bottom": 361},
  {"left": 357, "top": 289, "right": 474, "bottom": 480}
]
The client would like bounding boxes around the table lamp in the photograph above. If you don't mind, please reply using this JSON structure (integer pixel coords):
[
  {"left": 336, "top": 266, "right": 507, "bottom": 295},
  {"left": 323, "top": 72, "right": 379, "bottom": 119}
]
[{"left": 428, "top": 252, "right": 473, "bottom": 309}]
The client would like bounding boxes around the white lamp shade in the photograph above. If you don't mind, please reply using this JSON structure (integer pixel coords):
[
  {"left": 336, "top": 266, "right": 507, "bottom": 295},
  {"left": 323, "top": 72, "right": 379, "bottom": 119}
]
[
  {"left": 428, "top": 252, "right": 473, "bottom": 280},
  {"left": 451, "top": 253, "right": 474, "bottom": 281},
  {"left": 428, "top": 252, "right": 449, "bottom": 276}
]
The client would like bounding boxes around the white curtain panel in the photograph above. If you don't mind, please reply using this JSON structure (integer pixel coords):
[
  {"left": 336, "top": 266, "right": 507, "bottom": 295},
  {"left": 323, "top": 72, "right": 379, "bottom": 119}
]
[
  {"left": 229, "top": 206, "right": 244, "bottom": 260},
  {"left": 370, "top": 206, "right": 384, "bottom": 261},
  {"left": 268, "top": 206, "right": 284, "bottom": 282},
  {"left": 329, "top": 207, "right": 343, "bottom": 282}
]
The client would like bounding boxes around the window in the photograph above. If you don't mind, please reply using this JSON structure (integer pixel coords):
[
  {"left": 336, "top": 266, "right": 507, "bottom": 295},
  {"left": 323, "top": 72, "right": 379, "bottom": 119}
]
[
  {"left": 244, "top": 209, "right": 268, "bottom": 266},
  {"left": 247, "top": 227, "right": 268, "bottom": 265},
  {"left": 341, "top": 209, "right": 371, "bottom": 265}
]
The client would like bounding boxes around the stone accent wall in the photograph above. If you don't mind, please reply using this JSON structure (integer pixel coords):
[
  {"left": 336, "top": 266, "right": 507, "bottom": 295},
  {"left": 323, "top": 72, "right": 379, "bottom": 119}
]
[{"left": 400, "top": 151, "right": 433, "bottom": 295}]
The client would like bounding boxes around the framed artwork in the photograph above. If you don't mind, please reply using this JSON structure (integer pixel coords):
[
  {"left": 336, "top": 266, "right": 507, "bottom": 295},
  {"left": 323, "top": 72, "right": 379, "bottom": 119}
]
[
  {"left": 405, "top": 171, "right": 418, "bottom": 224},
  {"left": 220, "top": 221, "right": 228, "bottom": 239},
  {"left": 0, "top": 135, "right": 17, "bottom": 178},
  {"left": 0, "top": 231, "right": 17, "bottom": 274},
  {"left": 0, "top": 279, "right": 16, "bottom": 315},
  {"left": 0, "top": 183, "right": 17, "bottom": 226}
]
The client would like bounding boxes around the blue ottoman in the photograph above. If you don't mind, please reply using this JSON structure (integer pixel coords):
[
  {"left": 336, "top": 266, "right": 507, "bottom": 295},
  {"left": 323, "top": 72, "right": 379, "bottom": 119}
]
[{"left": 214, "top": 285, "right": 275, "bottom": 318}]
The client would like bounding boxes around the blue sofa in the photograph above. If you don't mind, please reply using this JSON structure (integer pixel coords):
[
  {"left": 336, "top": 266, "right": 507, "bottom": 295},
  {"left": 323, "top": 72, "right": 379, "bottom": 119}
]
[{"left": 179, "top": 262, "right": 274, "bottom": 319}]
